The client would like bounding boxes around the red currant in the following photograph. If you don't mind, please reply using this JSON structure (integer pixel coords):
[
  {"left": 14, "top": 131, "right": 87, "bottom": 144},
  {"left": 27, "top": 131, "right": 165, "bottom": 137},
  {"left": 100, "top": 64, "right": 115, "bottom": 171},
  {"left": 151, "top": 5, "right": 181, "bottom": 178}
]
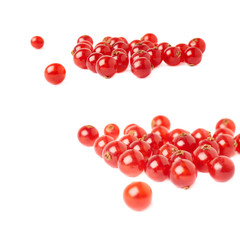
[
  {"left": 169, "top": 150, "right": 193, "bottom": 165},
  {"left": 168, "top": 129, "right": 190, "bottom": 144},
  {"left": 73, "top": 48, "right": 92, "bottom": 69},
  {"left": 151, "top": 115, "right": 170, "bottom": 130},
  {"left": 141, "top": 40, "right": 155, "bottom": 48},
  {"left": 31, "top": 36, "right": 44, "bottom": 49},
  {"left": 216, "top": 134, "right": 237, "bottom": 157},
  {"left": 173, "top": 133, "right": 197, "bottom": 153},
  {"left": 72, "top": 43, "right": 93, "bottom": 55},
  {"left": 131, "top": 43, "right": 150, "bottom": 55},
  {"left": 147, "top": 48, "right": 163, "bottom": 67},
  {"left": 119, "top": 135, "right": 138, "bottom": 149},
  {"left": 159, "top": 143, "right": 178, "bottom": 159},
  {"left": 142, "top": 133, "right": 164, "bottom": 155},
  {"left": 235, "top": 134, "right": 240, "bottom": 154},
  {"left": 86, "top": 52, "right": 103, "bottom": 73},
  {"left": 216, "top": 118, "right": 236, "bottom": 133},
  {"left": 77, "top": 35, "right": 93, "bottom": 45},
  {"left": 102, "top": 36, "right": 111, "bottom": 42},
  {"left": 176, "top": 43, "right": 189, "bottom": 62},
  {"left": 123, "top": 124, "right": 137, "bottom": 135},
  {"left": 108, "top": 37, "right": 122, "bottom": 46},
  {"left": 157, "top": 42, "right": 171, "bottom": 52},
  {"left": 123, "top": 182, "right": 152, "bottom": 211},
  {"left": 96, "top": 56, "right": 117, "bottom": 78},
  {"left": 199, "top": 137, "right": 220, "bottom": 154},
  {"left": 184, "top": 47, "right": 202, "bottom": 66},
  {"left": 213, "top": 128, "right": 234, "bottom": 139},
  {"left": 191, "top": 128, "right": 211, "bottom": 144},
  {"left": 151, "top": 126, "right": 169, "bottom": 142},
  {"left": 93, "top": 44, "right": 111, "bottom": 55},
  {"left": 44, "top": 63, "right": 66, "bottom": 85},
  {"left": 131, "top": 58, "right": 152, "bottom": 78},
  {"left": 77, "top": 125, "right": 99, "bottom": 147},
  {"left": 119, "top": 37, "right": 128, "bottom": 44},
  {"left": 112, "top": 41, "right": 129, "bottom": 53},
  {"left": 95, "top": 41, "right": 112, "bottom": 50},
  {"left": 130, "top": 50, "right": 151, "bottom": 65},
  {"left": 94, "top": 135, "right": 114, "bottom": 157},
  {"left": 104, "top": 123, "right": 120, "bottom": 140},
  {"left": 188, "top": 38, "right": 206, "bottom": 53},
  {"left": 208, "top": 156, "right": 235, "bottom": 182},
  {"left": 112, "top": 48, "right": 127, "bottom": 55},
  {"left": 124, "top": 125, "right": 147, "bottom": 138},
  {"left": 112, "top": 51, "right": 129, "bottom": 73},
  {"left": 129, "top": 140, "right": 152, "bottom": 160},
  {"left": 163, "top": 47, "right": 182, "bottom": 66},
  {"left": 141, "top": 33, "right": 158, "bottom": 44},
  {"left": 129, "top": 40, "right": 142, "bottom": 51}
]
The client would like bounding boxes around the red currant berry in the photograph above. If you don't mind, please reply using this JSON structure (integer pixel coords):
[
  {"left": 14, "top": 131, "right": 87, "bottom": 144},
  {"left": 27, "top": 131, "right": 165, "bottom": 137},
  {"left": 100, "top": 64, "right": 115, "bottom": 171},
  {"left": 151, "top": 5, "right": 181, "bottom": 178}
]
[
  {"left": 119, "top": 37, "right": 128, "bottom": 44},
  {"left": 216, "top": 134, "right": 237, "bottom": 157},
  {"left": 159, "top": 143, "right": 178, "bottom": 159},
  {"left": 31, "top": 36, "right": 44, "bottom": 49},
  {"left": 102, "top": 36, "right": 111, "bottom": 42},
  {"left": 108, "top": 37, "right": 122, "bottom": 46},
  {"left": 147, "top": 48, "right": 163, "bottom": 67},
  {"left": 124, "top": 124, "right": 137, "bottom": 135},
  {"left": 191, "top": 128, "right": 211, "bottom": 144},
  {"left": 163, "top": 47, "right": 182, "bottom": 66},
  {"left": 112, "top": 51, "right": 129, "bottom": 73},
  {"left": 208, "top": 156, "right": 235, "bottom": 182},
  {"left": 112, "top": 48, "right": 127, "bottom": 55},
  {"left": 77, "top": 125, "right": 99, "bottom": 147},
  {"left": 129, "top": 40, "right": 142, "bottom": 51},
  {"left": 112, "top": 41, "right": 129, "bottom": 53},
  {"left": 96, "top": 56, "right": 117, "bottom": 78},
  {"left": 170, "top": 159, "right": 197, "bottom": 189},
  {"left": 188, "top": 38, "right": 206, "bottom": 53},
  {"left": 173, "top": 133, "right": 197, "bottom": 153},
  {"left": 168, "top": 129, "right": 190, "bottom": 144},
  {"left": 73, "top": 48, "right": 92, "bottom": 69},
  {"left": 119, "top": 135, "right": 138, "bottom": 149},
  {"left": 141, "top": 33, "right": 158, "bottom": 44},
  {"left": 102, "top": 140, "right": 127, "bottom": 168},
  {"left": 123, "top": 182, "right": 152, "bottom": 211},
  {"left": 216, "top": 118, "right": 236, "bottom": 133},
  {"left": 104, "top": 123, "right": 120, "bottom": 140},
  {"left": 142, "top": 133, "right": 164, "bottom": 155},
  {"left": 176, "top": 43, "right": 189, "bottom": 62},
  {"left": 157, "top": 42, "right": 171, "bottom": 52},
  {"left": 235, "top": 134, "right": 240, "bottom": 154},
  {"left": 129, "top": 140, "right": 152, "bottom": 160},
  {"left": 130, "top": 50, "right": 151, "bottom": 65},
  {"left": 131, "top": 44, "right": 150, "bottom": 55},
  {"left": 151, "top": 126, "right": 169, "bottom": 142},
  {"left": 86, "top": 52, "right": 103, "bottom": 73},
  {"left": 151, "top": 115, "right": 170, "bottom": 130},
  {"left": 141, "top": 40, "right": 155, "bottom": 48},
  {"left": 199, "top": 137, "right": 220, "bottom": 154},
  {"left": 72, "top": 43, "right": 93, "bottom": 55},
  {"left": 213, "top": 128, "right": 234, "bottom": 139},
  {"left": 131, "top": 58, "right": 152, "bottom": 78},
  {"left": 184, "top": 47, "right": 202, "bottom": 66},
  {"left": 77, "top": 35, "right": 93, "bottom": 45},
  {"left": 44, "top": 63, "right": 66, "bottom": 85},
  {"left": 193, "top": 144, "right": 218, "bottom": 172},
  {"left": 145, "top": 155, "right": 170, "bottom": 182},
  {"left": 94, "top": 135, "right": 114, "bottom": 157},
  {"left": 93, "top": 44, "right": 111, "bottom": 55},
  {"left": 124, "top": 125, "right": 146, "bottom": 138},
  {"left": 169, "top": 150, "right": 193, "bottom": 165}
]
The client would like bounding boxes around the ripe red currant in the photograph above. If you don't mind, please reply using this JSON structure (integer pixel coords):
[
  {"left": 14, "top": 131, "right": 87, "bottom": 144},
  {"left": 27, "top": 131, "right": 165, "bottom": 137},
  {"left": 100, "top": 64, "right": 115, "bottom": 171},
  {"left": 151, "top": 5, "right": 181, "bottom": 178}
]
[
  {"left": 104, "top": 123, "right": 120, "bottom": 140},
  {"left": 112, "top": 48, "right": 127, "bottom": 55},
  {"left": 188, "top": 38, "right": 206, "bottom": 53},
  {"left": 77, "top": 125, "right": 99, "bottom": 147},
  {"left": 129, "top": 140, "right": 152, "bottom": 160},
  {"left": 72, "top": 42, "right": 93, "bottom": 55},
  {"left": 123, "top": 124, "right": 137, "bottom": 135},
  {"left": 108, "top": 37, "right": 122, "bottom": 46},
  {"left": 119, "top": 37, "right": 128, "bottom": 44},
  {"left": 216, "top": 118, "right": 236, "bottom": 133},
  {"left": 96, "top": 56, "right": 117, "bottom": 78},
  {"left": 93, "top": 44, "right": 111, "bottom": 55},
  {"left": 142, "top": 133, "right": 164, "bottom": 155},
  {"left": 141, "top": 40, "right": 155, "bottom": 48},
  {"left": 31, "top": 36, "right": 44, "bottom": 49},
  {"left": 95, "top": 42, "right": 112, "bottom": 50},
  {"left": 235, "top": 134, "right": 240, "bottom": 154},
  {"left": 176, "top": 43, "right": 189, "bottom": 62},
  {"left": 44, "top": 63, "right": 66, "bottom": 85},
  {"left": 151, "top": 126, "right": 169, "bottom": 142},
  {"left": 163, "top": 47, "right": 182, "bottom": 66},
  {"left": 199, "top": 137, "right": 220, "bottom": 154},
  {"left": 191, "top": 128, "right": 211, "bottom": 144},
  {"left": 147, "top": 48, "right": 163, "bottom": 67},
  {"left": 130, "top": 50, "right": 151, "bottom": 65},
  {"left": 124, "top": 125, "right": 147, "bottom": 139},
  {"left": 102, "top": 36, "right": 111, "bottom": 42},
  {"left": 216, "top": 134, "right": 237, "bottom": 157},
  {"left": 112, "top": 41, "right": 129, "bottom": 53},
  {"left": 168, "top": 129, "right": 190, "bottom": 144},
  {"left": 159, "top": 143, "right": 178, "bottom": 159},
  {"left": 141, "top": 33, "right": 158, "bottom": 44},
  {"left": 73, "top": 48, "right": 92, "bottom": 69},
  {"left": 86, "top": 52, "right": 103, "bottom": 73},
  {"left": 131, "top": 58, "right": 152, "bottom": 78},
  {"left": 129, "top": 40, "right": 142, "bottom": 51},
  {"left": 123, "top": 182, "right": 152, "bottom": 211},
  {"left": 77, "top": 35, "right": 93, "bottom": 45},
  {"left": 173, "top": 133, "right": 197, "bottom": 153},
  {"left": 151, "top": 115, "right": 170, "bottom": 130},
  {"left": 131, "top": 44, "right": 150, "bottom": 55},
  {"left": 213, "top": 128, "right": 234, "bottom": 139},
  {"left": 169, "top": 150, "right": 193, "bottom": 165},
  {"left": 112, "top": 51, "right": 129, "bottom": 73},
  {"left": 119, "top": 135, "right": 138, "bottom": 149},
  {"left": 184, "top": 47, "right": 202, "bottom": 66},
  {"left": 157, "top": 42, "right": 171, "bottom": 52},
  {"left": 94, "top": 135, "right": 114, "bottom": 157}
]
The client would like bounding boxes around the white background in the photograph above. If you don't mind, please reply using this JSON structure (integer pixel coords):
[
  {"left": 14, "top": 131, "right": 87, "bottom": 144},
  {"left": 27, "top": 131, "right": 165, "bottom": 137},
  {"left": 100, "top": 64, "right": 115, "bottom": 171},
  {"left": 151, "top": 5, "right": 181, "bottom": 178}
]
[{"left": 0, "top": 0, "right": 240, "bottom": 239}]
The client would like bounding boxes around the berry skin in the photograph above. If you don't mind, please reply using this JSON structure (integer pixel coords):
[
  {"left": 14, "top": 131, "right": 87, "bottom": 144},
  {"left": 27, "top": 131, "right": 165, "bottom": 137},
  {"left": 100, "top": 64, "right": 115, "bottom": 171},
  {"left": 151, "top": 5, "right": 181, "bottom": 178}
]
[
  {"left": 102, "top": 36, "right": 111, "bottom": 42},
  {"left": 72, "top": 43, "right": 93, "bottom": 55},
  {"left": 108, "top": 37, "right": 122, "bottom": 46},
  {"left": 151, "top": 126, "right": 169, "bottom": 142},
  {"left": 131, "top": 58, "right": 152, "bottom": 78},
  {"left": 216, "top": 118, "right": 236, "bottom": 133},
  {"left": 77, "top": 35, "right": 93, "bottom": 45},
  {"left": 216, "top": 134, "right": 237, "bottom": 157},
  {"left": 169, "top": 150, "right": 193, "bottom": 165},
  {"left": 129, "top": 40, "right": 142, "bottom": 51},
  {"left": 141, "top": 41, "right": 155, "bottom": 48},
  {"left": 95, "top": 41, "right": 112, "bottom": 50},
  {"left": 119, "top": 135, "right": 138, "bottom": 149},
  {"left": 170, "top": 159, "right": 197, "bottom": 189},
  {"left": 163, "top": 47, "right": 182, "bottom": 66},
  {"left": 193, "top": 145, "right": 218, "bottom": 172},
  {"left": 112, "top": 51, "right": 129, "bottom": 73},
  {"left": 73, "top": 48, "right": 92, "bottom": 69},
  {"left": 119, "top": 37, "right": 128, "bottom": 44},
  {"left": 188, "top": 38, "right": 206, "bottom": 53},
  {"left": 191, "top": 128, "right": 211, "bottom": 144},
  {"left": 112, "top": 41, "right": 129, "bottom": 53},
  {"left": 176, "top": 43, "right": 189, "bottom": 62},
  {"left": 184, "top": 47, "right": 202, "bottom": 66},
  {"left": 104, "top": 123, "right": 120, "bottom": 140},
  {"left": 199, "top": 137, "right": 220, "bottom": 154},
  {"left": 142, "top": 133, "right": 164, "bottom": 155},
  {"left": 86, "top": 52, "right": 103, "bottom": 73},
  {"left": 77, "top": 125, "right": 99, "bottom": 147},
  {"left": 151, "top": 115, "right": 170, "bottom": 130},
  {"left": 123, "top": 124, "right": 137, "bottom": 135},
  {"left": 131, "top": 44, "right": 150, "bottom": 55},
  {"left": 173, "top": 133, "right": 197, "bottom": 153},
  {"left": 94, "top": 135, "right": 114, "bottom": 157},
  {"left": 31, "top": 36, "right": 44, "bottom": 49},
  {"left": 159, "top": 143, "right": 178, "bottom": 159},
  {"left": 123, "top": 182, "right": 152, "bottom": 211},
  {"left": 147, "top": 48, "right": 163, "bottom": 67},
  {"left": 93, "top": 44, "right": 111, "bottom": 55},
  {"left": 102, "top": 141, "right": 127, "bottom": 168},
  {"left": 112, "top": 48, "right": 127, "bottom": 55},
  {"left": 235, "top": 134, "right": 240, "bottom": 153},
  {"left": 208, "top": 156, "right": 235, "bottom": 182},
  {"left": 145, "top": 155, "right": 170, "bottom": 182},
  {"left": 130, "top": 50, "right": 151, "bottom": 65},
  {"left": 129, "top": 140, "right": 152, "bottom": 160},
  {"left": 168, "top": 129, "right": 190, "bottom": 144},
  {"left": 141, "top": 33, "right": 158, "bottom": 44},
  {"left": 44, "top": 63, "right": 66, "bottom": 85},
  {"left": 118, "top": 149, "right": 146, "bottom": 177},
  {"left": 213, "top": 128, "right": 234, "bottom": 139},
  {"left": 96, "top": 56, "right": 117, "bottom": 78},
  {"left": 124, "top": 125, "right": 147, "bottom": 139},
  {"left": 157, "top": 42, "right": 171, "bottom": 52}
]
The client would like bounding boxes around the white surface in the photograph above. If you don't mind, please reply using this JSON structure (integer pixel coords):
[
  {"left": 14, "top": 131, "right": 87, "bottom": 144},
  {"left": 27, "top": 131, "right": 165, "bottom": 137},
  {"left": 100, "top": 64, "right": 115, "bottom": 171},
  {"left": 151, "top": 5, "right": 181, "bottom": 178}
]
[{"left": 0, "top": 0, "right": 240, "bottom": 239}]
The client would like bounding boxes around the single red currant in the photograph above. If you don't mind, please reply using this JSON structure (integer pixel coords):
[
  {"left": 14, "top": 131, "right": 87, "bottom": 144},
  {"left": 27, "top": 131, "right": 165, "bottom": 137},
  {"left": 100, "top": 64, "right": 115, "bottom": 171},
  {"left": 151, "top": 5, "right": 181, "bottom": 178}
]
[
  {"left": 216, "top": 118, "right": 236, "bottom": 133},
  {"left": 108, "top": 37, "right": 122, "bottom": 46},
  {"left": 119, "top": 135, "right": 138, "bottom": 149},
  {"left": 73, "top": 48, "right": 92, "bottom": 69},
  {"left": 141, "top": 40, "right": 155, "bottom": 48},
  {"left": 130, "top": 50, "right": 151, "bottom": 65},
  {"left": 216, "top": 134, "right": 237, "bottom": 157},
  {"left": 188, "top": 38, "right": 206, "bottom": 53},
  {"left": 235, "top": 134, "right": 240, "bottom": 154},
  {"left": 129, "top": 140, "right": 152, "bottom": 160},
  {"left": 145, "top": 155, "right": 170, "bottom": 181},
  {"left": 94, "top": 135, "right": 114, "bottom": 157},
  {"left": 157, "top": 42, "right": 171, "bottom": 52},
  {"left": 93, "top": 44, "right": 111, "bottom": 55},
  {"left": 123, "top": 182, "right": 152, "bottom": 211},
  {"left": 151, "top": 126, "right": 169, "bottom": 142},
  {"left": 96, "top": 56, "right": 117, "bottom": 78},
  {"left": 102, "top": 140, "right": 127, "bottom": 168},
  {"left": 213, "top": 128, "right": 234, "bottom": 139},
  {"left": 176, "top": 43, "right": 189, "bottom": 62},
  {"left": 123, "top": 124, "right": 137, "bottom": 135},
  {"left": 147, "top": 48, "right": 163, "bottom": 67},
  {"left": 112, "top": 41, "right": 129, "bottom": 53},
  {"left": 199, "top": 137, "right": 220, "bottom": 154},
  {"left": 112, "top": 51, "right": 129, "bottom": 73},
  {"left": 168, "top": 129, "right": 190, "bottom": 144},
  {"left": 77, "top": 35, "right": 93, "bottom": 45},
  {"left": 163, "top": 47, "right": 182, "bottom": 66},
  {"left": 159, "top": 143, "right": 178, "bottom": 159},
  {"left": 191, "top": 128, "right": 211, "bottom": 144},
  {"left": 77, "top": 125, "right": 99, "bottom": 147},
  {"left": 44, "top": 63, "right": 66, "bottom": 85},
  {"left": 141, "top": 33, "right": 158, "bottom": 44},
  {"left": 129, "top": 40, "right": 142, "bottom": 51},
  {"left": 119, "top": 37, "right": 128, "bottom": 44},
  {"left": 208, "top": 156, "right": 235, "bottom": 182},
  {"left": 95, "top": 41, "right": 112, "bottom": 50},
  {"left": 124, "top": 125, "right": 147, "bottom": 138},
  {"left": 131, "top": 44, "right": 150, "bottom": 55},
  {"left": 184, "top": 47, "right": 202, "bottom": 66},
  {"left": 72, "top": 43, "right": 93, "bottom": 55},
  {"left": 31, "top": 36, "right": 44, "bottom": 49},
  {"left": 131, "top": 58, "right": 152, "bottom": 78},
  {"left": 102, "top": 36, "right": 111, "bottom": 42},
  {"left": 169, "top": 150, "right": 193, "bottom": 165},
  {"left": 86, "top": 52, "right": 103, "bottom": 73},
  {"left": 142, "top": 133, "right": 163, "bottom": 155},
  {"left": 173, "top": 133, "right": 197, "bottom": 153},
  {"left": 151, "top": 115, "right": 170, "bottom": 130},
  {"left": 104, "top": 123, "right": 120, "bottom": 140}
]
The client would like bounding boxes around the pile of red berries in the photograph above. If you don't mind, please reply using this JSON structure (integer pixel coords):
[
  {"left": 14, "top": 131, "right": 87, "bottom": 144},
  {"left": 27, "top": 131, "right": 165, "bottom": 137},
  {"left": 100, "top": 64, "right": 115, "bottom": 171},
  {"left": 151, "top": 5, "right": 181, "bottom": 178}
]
[
  {"left": 72, "top": 34, "right": 206, "bottom": 79},
  {"left": 78, "top": 117, "right": 239, "bottom": 211}
]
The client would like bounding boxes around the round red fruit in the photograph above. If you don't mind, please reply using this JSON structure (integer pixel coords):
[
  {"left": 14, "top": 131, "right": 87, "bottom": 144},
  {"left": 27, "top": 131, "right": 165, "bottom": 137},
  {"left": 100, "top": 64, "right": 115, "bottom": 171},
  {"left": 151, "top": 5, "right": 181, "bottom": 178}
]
[
  {"left": 199, "top": 137, "right": 220, "bottom": 154},
  {"left": 131, "top": 44, "right": 149, "bottom": 55},
  {"left": 173, "top": 133, "right": 197, "bottom": 153},
  {"left": 188, "top": 38, "right": 206, "bottom": 53},
  {"left": 176, "top": 43, "right": 189, "bottom": 62},
  {"left": 163, "top": 47, "right": 182, "bottom": 66},
  {"left": 216, "top": 134, "right": 237, "bottom": 157},
  {"left": 108, "top": 37, "right": 122, "bottom": 46},
  {"left": 44, "top": 63, "right": 66, "bottom": 85},
  {"left": 216, "top": 118, "right": 236, "bottom": 133},
  {"left": 213, "top": 128, "right": 234, "bottom": 139},
  {"left": 86, "top": 52, "right": 103, "bottom": 73},
  {"left": 130, "top": 50, "right": 151, "bottom": 65},
  {"left": 168, "top": 129, "right": 190, "bottom": 144},
  {"left": 141, "top": 33, "right": 158, "bottom": 44},
  {"left": 125, "top": 125, "right": 147, "bottom": 138},
  {"left": 104, "top": 123, "right": 120, "bottom": 140},
  {"left": 191, "top": 128, "right": 211, "bottom": 144},
  {"left": 151, "top": 115, "right": 170, "bottom": 130},
  {"left": 129, "top": 40, "right": 142, "bottom": 51},
  {"left": 141, "top": 40, "right": 155, "bottom": 48},
  {"left": 73, "top": 48, "right": 92, "bottom": 69},
  {"left": 94, "top": 135, "right": 114, "bottom": 157},
  {"left": 93, "top": 44, "right": 111, "bottom": 55},
  {"left": 129, "top": 140, "right": 152, "bottom": 160},
  {"left": 119, "top": 135, "right": 138, "bottom": 149},
  {"left": 142, "top": 133, "right": 163, "bottom": 155},
  {"left": 169, "top": 150, "right": 193, "bottom": 165},
  {"left": 157, "top": 42, "right": 171, "bottom": 52},
  {"left": 31, "top": 36, "right": 44, "bottom": 49},
  {"left": 184, "top": 47, "right": 202, "bottom": 66},
  {"left": 72, "top": 43, "right": 93, "bottom": 55},
  {"left": 112, "top": 48, "right": 127, "bottom": 55},
  {"left": 147, "top": 48, "right": 163, "bottom": 67},
  {"left": 151, "top": 126, "right": 169, "bottom": 143},
  {"left": 112, "top": 51, "right": 129, "bottom": 73},
  {"left": 131, "top": 58, "right": 152, "bottom": 78},
  {"left": 96, "top": 56, "right": 117, "bottom": 78},
  {"left": 112, "top": 41, "right": 129, "bottom": 53},
  {"left": 77, "top": 125, "right": 99, "bottom": 147},
  {"left": 124, "top": 124, "right": 137, "bottom": 135},
  {"left": 77, "top": 35, "right": 93, "bottom": 45},
  {"left": 159, "top": 143, "right": 178, "bottom": 159}
]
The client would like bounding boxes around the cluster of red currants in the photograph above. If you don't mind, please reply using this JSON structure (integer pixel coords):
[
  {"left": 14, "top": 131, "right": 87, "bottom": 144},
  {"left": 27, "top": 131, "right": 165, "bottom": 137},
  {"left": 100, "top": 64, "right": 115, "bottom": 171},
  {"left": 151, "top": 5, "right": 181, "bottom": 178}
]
[
  {"left": 72, "top": 33, "right": 206, "bottom": 79},
  {"left": 78, "top": 117, "right": 239, "bottom": 211}
]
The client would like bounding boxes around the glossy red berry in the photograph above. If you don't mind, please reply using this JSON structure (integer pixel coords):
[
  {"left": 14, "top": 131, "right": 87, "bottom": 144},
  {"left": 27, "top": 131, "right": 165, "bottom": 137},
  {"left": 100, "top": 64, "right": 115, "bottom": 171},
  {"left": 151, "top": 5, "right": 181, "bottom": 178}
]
[
  {"left": 104, "top": 123, "right": 120, "bottom": 140},
  {"left": 119, "top": 135, "right": 138, "bottom": 149},
  {"left": 145, "top": 155, "right": 170, "bottom": 182},
  {"left": 73, "top": 48, "right": 92, "bottom": 69},
  {"left": 170, "top": 159, "right": 197, "bottom": 189},
  {"left": 77, "top": 35, "right": 93, "bottom": 45},
  {"left": 159, "top": 143, "right": 178, "bottom": 159},
  {"left": 173, "top": 133, "right": 197, "bottom": 153},
  {"left": 191, "top": 128, "right": 211, "bottom": 144},
  {"left": 141, "top": 33, "right": 158, "bottom": 44},
  {"left": 119, "top": 37, "right": 128, "bottom": 44},
  {"left": 123, "top": 182, "right": 152, "bottom": 211},
  {"left": 77, "top": 125, "right": 99, "bottom": 147},
  {"left": 199, "top": 137, "right": 220, "bottom": 154},
  {"left": 123, "top": 124, "right": 137, "bottom": 135},
  {"left": 193, "top": 144, "right": 218, "bottom": 172},
  {"left": 188, "top": 38, "right": 206, "bottom": 53},
  {"left": 157, "top": 42, "right": 171, "bottom": 52},
  {"left": 151, "top": 126, "right": 169, "bottom": 142},
  {"left": 176, "top": 43, "right": 189, "bottom": 62},
  {"left": 147, "top": 48, "right": 163, "bottom": 67},
  {"left": 94, "top": 135, "right": 114, "bottom": 157},
  {"left": 184, "top": 47, "right": 202, "bottom": 66},
  {"left": 163, "top": 47, "right": 182, "bottom": 66},
  {"left": 125, "top": 125, "right": 147, "bottom": 139},
  {"left": 96, "top": 56, "right": 117, "bottom": 78},
  {"left": 131, "top": 44, "right": 150, "bottom": 55},
  {"left": 131, "top": 58, "right": 152, "bottom": 78},
  {"left": 141, "top": 40, "right": 155, "bottom": 48},
  {"left": 216, "top": 118, "right": 236, "bottom": 133},
  {"left": 86, "top": 52, "right": 103, "bottom": 73},
  {"left": 93, "top": 44, "right": 111, "bottom": 55},
  {"left": 72, "top": 43, "right": 93, "bottom": 55},
  {"left": 130, "top": 50, "right": 151, "bottom": 65},
  {"left": 151, "top": 115, "right": 170, "bottom": 130},
  {"left": 129, "top": 40, "right": 142, "bottom": 51},
  {"left": 208, "top": 156, "right": 235, "bottom": 182},
  {"left": 31, "top": 36, "right": 44, "bottom": 49},
  {"left": 168, "top": 129, "right": 190, "bottom": 144},
  {"left": 216, "top": 134, "right": 237, "bottom": 157},
  {"left": 44, "top": 63, "right": 66, "bottom": 85},
  {"left": 102, "top": 36, "right": 111, "bottom": 42},
  {"left": 129, "top": 140, "right": 152, "bottom": 160},
  {"left": 112, "top": 41, "right": 129, "bottom": 53},
  {"left": 112, "top": 48, "right": 127, "bottom": 55},
  {"left": 235, "top": 134, "right": 240, "bottom": 153},
  {"left": 213, "top": 128, "right": 234, "bottom": 139},
  {"left": 142, "top": 133, "right": 164, "bottom": 155},
  {"left": 169, "top": 150, "right": 193, "bottom": 165},
  {"left": 118, "top": 149, "right": 146, "bottom": 177},
  {"left": 108, "top": 37, "right": 122, "bottom": 46},
  {"left": 95, "top": 41, "right": 112, "bottom": 50},
  {"left": 102, "top": 140, "right": 127, "bottom": 168},
  {"left": 112, "top": 51, "right": 129, "bottom": 73}
]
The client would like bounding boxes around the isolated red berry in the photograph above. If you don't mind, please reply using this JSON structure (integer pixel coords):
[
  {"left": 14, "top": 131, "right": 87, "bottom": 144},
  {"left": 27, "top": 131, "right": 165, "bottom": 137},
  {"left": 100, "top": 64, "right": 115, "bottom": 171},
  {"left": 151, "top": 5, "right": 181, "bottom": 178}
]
[
  {"left": 73, "top": 48, "right": 92, "bottom": 69},
  {"left": 123, "top": 124, "right": 137, "bottom": 135},
  {"left": 168, "top": 129, "right": 190, "bottom": 144},
  {"left": 102, "top": 36, "right": 111, "bottom": 42},
  {"left": 188, "top": 38, "right": 206, "bottom": 53},
  {"left": 213, "top": 128, "right": 234, "bottom": 139},
  {"left": 147, "top": 48, "right": 163, "bottom": 67},
  {"left": 184, "top": 47, "right": 202, "bottom": 66},
  {"left": 125, "top": 125, "right": 147, "bottom": 139},
  {"left": 86, "top": 52, "right": 103, "bottom": 73},
  {"left": 173, "top": 133, "right": 197, "bottom": 153},
  {"left": 199, "top": 137, "right": 220, "bottom": 154},
  {"left": 31, "top": 36, "right": 44, "bottom": 49},
  {"left": 141, "top": 33, "right": 158, "bottom": 44},
  {"left": 77, "top": 35, "right": 93, "bottom": 45},
  {"left": 112, "top": 51, "right": 129, "bottom": 73},
  {"left": 131, "top": 58, "right": 152, "bottom": 78},
  {"left": 157, "top": 42, "right": 171, "bottom": 52},
  {"left": 108, "top": 37, "right": 122, "bottom": 46},
  {"left": 119, "top": 135, "right": 138, "bottom": 149},
  {"left": 159, "top": 143, "right": 178, "bottom": 159},
  {"left": 151, "top": 115, "right": 170, "bottom": 130},
  {"left": 151, "top": 126, "right": 169, "bottom": 142},
  {"left": 129, "top": 140, "right": 152, "bottom": 160},
  {"left": 94, "top": 135, "right": 114, "bottom": 157},
  {"left": 77, "top": 125, "right": 99, "bottom": 147},
  {"left": 72, "top": 42, "right": 93, "bottom": 55},
  {"left": 104, "top": 123, "right": 120, "bottom": 140},
  {"left": 44, "top": 63, "right": 66, "bottom": 85},
  {"left": 216, "top": 134, "right": 237, "bottom": 157},
  {"left": 93, "top": 44, "right": 111, "bottom": 55},
  {"left": 169, "top": 150, "right": 193, "bottom": 165},
  {"left": 216, "top": 118, "right": 236, "bottom": 133},
  {"left": 129, "top": 40, "right": 142, "bottom": 51},
  {"left": 96, "top": 56, "right": 117, "bottom": 78},
  {"left": 163, "top": 47, "right": 182, "bottom": 66},
  {"left": 191, "top": 128, "right": 211, "bottom": 144}
]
